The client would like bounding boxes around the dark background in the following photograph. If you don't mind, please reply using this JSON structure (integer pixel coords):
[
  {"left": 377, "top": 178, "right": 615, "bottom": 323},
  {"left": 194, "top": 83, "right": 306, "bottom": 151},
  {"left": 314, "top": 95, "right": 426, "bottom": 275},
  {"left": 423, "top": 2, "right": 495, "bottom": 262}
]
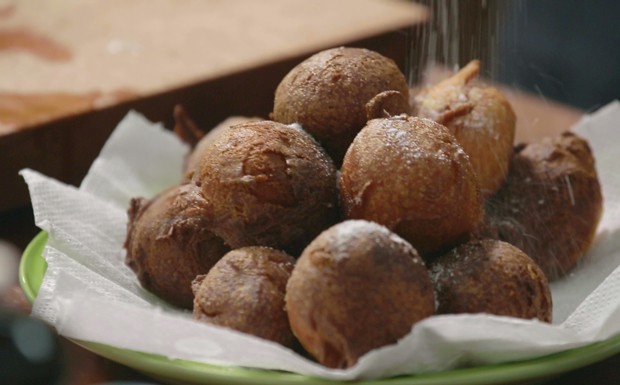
[{"left": 498, "top": 0, "right": 620, "bottom": 111}]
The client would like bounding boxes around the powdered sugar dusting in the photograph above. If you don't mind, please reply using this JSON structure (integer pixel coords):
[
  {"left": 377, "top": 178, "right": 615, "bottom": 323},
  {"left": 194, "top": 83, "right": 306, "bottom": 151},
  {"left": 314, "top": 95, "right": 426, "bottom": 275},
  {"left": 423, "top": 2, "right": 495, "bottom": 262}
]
[
  {"left": 377, "top": 116, "right": 464, "bottom": 170},
  {"left": 379, "top": 118, "right": 424, "bottom": 165},
  {"left": 329, "top": 220, "right": 418, "bottom": 262}
]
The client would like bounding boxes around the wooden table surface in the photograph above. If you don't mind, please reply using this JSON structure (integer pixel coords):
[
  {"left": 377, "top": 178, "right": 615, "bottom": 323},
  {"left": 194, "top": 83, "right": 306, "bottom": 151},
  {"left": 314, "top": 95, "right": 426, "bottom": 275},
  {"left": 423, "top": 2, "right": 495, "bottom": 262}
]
[{"left": 1, "top": 88, "right": 619, "bottom": 384}]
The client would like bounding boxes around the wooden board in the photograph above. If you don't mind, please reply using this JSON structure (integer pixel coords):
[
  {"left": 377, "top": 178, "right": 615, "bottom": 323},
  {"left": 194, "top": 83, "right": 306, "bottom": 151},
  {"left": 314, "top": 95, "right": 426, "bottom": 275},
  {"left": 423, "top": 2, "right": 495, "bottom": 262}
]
[{"left": 0, "top": 0, "right": 427, "bottom": 132}]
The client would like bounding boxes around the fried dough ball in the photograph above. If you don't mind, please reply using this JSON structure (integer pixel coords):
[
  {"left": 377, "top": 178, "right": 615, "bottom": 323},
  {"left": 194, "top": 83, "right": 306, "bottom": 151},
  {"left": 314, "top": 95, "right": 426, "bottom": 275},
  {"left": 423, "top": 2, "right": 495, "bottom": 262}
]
[
  {"left": 192, "top": 120, "right": 340, "bottom": 255},
  {"left": 192, "top": 246, "right": 296, "bottom": 347},
  {"left": 173, "top": 105, "right": 261, "bottom": 180},
  {"left": 286, "top": 220, "right": 435, "bottom": 368},
  {"left": 125, "top": 184, "right": 229, "bottom": 309},
  {"left": 430, "top": 239, "right": 552, "bottom": 322},
  {"left": 272, "top": 47, "right": 410, "bottom": 165},
  {"left": 484, "top": 132, "right": 603, "bottom": 280},
  {"left": 414, "top": 60, "right": 516, "bottom": 198},
  {"left": 340, "top": 115, "right": 483, "bottom": 257}
]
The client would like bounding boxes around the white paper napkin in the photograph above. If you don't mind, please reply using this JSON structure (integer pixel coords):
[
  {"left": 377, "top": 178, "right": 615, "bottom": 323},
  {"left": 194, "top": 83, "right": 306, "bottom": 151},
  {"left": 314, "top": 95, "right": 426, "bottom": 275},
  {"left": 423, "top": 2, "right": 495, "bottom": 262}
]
[{"left": 20, "top": 103, "right": 620, "bottom": 380}]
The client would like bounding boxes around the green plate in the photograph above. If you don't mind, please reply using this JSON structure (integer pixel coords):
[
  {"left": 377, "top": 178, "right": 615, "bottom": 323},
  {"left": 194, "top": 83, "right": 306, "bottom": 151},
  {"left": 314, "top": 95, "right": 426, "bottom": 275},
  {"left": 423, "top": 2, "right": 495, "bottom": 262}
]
[{"left": 19, "top": 232, "right": 620, "bottom": 385}]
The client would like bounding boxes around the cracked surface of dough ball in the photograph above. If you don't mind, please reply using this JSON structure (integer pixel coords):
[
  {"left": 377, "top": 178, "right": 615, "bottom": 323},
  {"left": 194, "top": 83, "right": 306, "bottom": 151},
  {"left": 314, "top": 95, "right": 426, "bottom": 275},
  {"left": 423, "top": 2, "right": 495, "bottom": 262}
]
[
  {"left": 415, "top": 60, "right": 516, "bottom": 197},
  {"left": 124, "top": 184, "right": 229, "bottom": 309},
  {"left": 192, "top": 120, "right": 340, "bottom": 256},
  {"left": 430, "top": 239, "right": 552, "bottom": 322},
  {"left": 192, "top": 246, "right": 296, "bottom": 347},
  {"left": 285, "top": 220, "right": 435, "bottom": 368},
  {"left": 186, "top": 117, "right": 261, "bottom": 181},
  {"left": 272, "top": 47, "right": 410, "bottom": 164},
  {"left": 340, "top": 115, "right": 483, "bottom": 257},
  {"left": 484, "top": 132, "right": 602, "bottom": 280},
  {"left": 173, "top": 105, "right": 263, "bottom": 181}
]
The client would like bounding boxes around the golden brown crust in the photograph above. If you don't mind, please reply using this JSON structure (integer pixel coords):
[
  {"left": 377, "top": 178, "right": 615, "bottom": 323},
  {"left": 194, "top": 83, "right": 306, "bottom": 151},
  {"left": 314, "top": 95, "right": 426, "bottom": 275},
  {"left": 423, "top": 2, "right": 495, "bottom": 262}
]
[
  {"left": 182, "top": 115, "right": 262, "bottom": 181},
  {"left": 173, "top": 107, "right": 262, "bottom": 182},
  {"left": 415, "top": 60, "right": 516, "bottom": 198},
  {"left": 340, "top": 115, "right": 483, "bottom": 257},
  {"left": 364, "top": 90, "right": 409, "bottom": 120},
  {"left": 124, "top": 184, "right": 229, "bottom": 309},
  {"left": 484, "top": 132, "right": 603, "bottom": 280},
  {"left": 192, "top": 246, "right": 296, "bottom": 347},
  {"left": 430, "top": 239, "right": 553, "bottom": 322},
  {"left": 285, "top": 220, "right": 435, "bottom": 368},
  {"left": 192, "top": 120, "right": 340, "bottom": 256},
  {"left": 272, "top": 47, "right": 410, "bottom": 165}
]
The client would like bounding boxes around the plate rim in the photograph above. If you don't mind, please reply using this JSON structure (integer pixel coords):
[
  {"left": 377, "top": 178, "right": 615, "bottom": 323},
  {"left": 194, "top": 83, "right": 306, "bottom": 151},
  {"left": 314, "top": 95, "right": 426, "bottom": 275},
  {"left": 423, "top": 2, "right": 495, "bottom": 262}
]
[
  {"left": 19, "top": 230, "right": 47, "bottom": 303},
  {"left": 18, "top": 231, "right": 620, "bottom": 385}
]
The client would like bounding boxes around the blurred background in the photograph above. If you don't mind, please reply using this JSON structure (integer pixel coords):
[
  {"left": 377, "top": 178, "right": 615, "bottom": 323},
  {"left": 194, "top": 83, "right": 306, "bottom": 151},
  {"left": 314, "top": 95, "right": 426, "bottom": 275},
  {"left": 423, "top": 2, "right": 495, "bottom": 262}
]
[
  {"left": 499, "top": 0, "right": 620, "bottom": 111},
  {"left": 412, "top": 0, "right": 620, "bottom": 111}
]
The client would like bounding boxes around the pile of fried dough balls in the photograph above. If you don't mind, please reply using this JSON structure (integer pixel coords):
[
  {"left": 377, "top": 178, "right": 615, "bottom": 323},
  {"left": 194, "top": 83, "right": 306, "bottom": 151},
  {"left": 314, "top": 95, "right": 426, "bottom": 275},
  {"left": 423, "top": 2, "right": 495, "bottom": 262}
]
[{"left": 124, "top": 47, "right": 602, "bottom": 369}]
